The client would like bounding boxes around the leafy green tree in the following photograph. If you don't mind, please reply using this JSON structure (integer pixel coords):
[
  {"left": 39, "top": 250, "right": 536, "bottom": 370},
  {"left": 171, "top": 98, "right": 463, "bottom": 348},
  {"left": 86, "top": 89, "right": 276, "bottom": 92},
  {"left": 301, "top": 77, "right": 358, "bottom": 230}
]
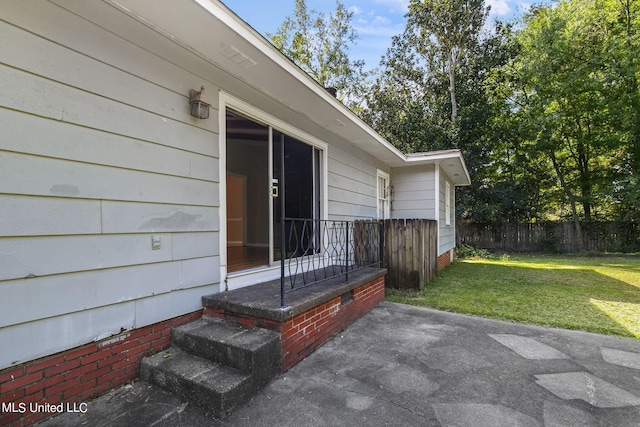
[
  {"left": 362, "top": 1, "right": 536, "bottom": 223},
  {"left": 454, "top": 22, "right": 549, "bottom": 223},
  {"left": 509, "top": 0, "right": 640, "bottom": 227},
  {"left": 363, "top": 0, "right": 490, "bottom": 147},
  {"left": 405, "top": 0, "right": 489, "bottom": 126},
  {"left": 268, "top": 0, "right": 370, "bottom": 110},
  {"left": 603, "top": 0, "right": 640, "bottom": 221},
  {"left": 269, "top": 0, "right": 640, "bottom": 228}
]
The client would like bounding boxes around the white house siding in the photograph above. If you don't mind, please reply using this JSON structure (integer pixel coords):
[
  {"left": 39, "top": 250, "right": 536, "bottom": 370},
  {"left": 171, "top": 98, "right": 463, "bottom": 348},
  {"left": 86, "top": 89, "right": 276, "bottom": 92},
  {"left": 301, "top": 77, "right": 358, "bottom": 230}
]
[
  {"left": 327, "top": 143, "right": 381, "bottom": 221},
  {"left": 0, "top": 1, "right": 221, "bottom": 369},
  {"left": 439, "top": 172, "right": 456, "bottom": 255},
  {"left": 390, "top": 165, "right": 437, "bottom": 220}
]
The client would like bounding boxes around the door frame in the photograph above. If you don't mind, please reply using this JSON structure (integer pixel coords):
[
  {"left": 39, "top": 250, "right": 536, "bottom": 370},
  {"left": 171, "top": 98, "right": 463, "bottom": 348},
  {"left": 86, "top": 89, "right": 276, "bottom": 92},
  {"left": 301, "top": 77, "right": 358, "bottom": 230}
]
[{"left": 219, "top": 92, "right": 328, "bottom": 291}]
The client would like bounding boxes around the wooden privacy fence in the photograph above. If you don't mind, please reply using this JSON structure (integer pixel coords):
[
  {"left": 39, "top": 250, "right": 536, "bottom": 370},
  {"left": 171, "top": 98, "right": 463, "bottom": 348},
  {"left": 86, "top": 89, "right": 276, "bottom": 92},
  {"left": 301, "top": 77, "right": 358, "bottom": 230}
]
[
  {"left": 383, "top": 219, "right": 438, "bottom": 290},
  {"left": 460, "top": 222, "right": 640, "bottom": 253}
]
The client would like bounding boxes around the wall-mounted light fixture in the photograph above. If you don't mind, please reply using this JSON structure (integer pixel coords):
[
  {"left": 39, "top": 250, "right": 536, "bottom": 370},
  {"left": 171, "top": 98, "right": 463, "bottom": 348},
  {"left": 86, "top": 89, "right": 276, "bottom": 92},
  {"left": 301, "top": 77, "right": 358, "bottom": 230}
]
[{"left": 189, "top": 86, "right": 210, "bottom": 119}]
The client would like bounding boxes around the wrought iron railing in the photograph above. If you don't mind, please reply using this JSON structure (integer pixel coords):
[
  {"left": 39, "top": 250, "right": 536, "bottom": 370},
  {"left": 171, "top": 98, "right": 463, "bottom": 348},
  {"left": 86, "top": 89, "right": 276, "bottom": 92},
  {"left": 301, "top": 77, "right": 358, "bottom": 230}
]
[{"left": 278, "top": 218, "right": 384, "bottom": 307}]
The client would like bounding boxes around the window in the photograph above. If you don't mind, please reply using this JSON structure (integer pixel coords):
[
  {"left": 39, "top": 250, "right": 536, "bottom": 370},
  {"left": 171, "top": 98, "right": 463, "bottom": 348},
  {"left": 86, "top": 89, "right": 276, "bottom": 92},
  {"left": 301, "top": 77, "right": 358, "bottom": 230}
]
[
  {"left": 445, "top": 181, "right": 451, "bottom": 226},
  {"left": 377, "top": 170, "right": 390, "bottom": 220}
]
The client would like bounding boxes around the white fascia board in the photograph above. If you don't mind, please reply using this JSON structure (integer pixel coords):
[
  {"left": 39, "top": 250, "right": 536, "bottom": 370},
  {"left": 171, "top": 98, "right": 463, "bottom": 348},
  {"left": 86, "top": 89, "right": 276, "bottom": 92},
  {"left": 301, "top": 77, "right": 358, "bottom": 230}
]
[
  {"left": 108, "top": 0, "right": 402, "bottom": 154},
  {"left": 405, "top": 150, "right": 466, "bottom": 166}
]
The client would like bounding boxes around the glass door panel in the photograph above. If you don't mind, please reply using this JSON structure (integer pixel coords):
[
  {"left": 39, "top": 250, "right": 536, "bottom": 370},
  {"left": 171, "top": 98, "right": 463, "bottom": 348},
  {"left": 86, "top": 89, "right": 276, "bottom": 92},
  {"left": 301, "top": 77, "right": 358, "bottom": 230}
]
[
  {"left": 226, "top": 110, "right": 270, "bottom": 272},
  {"left": 226, "top": 108, "right": 323, "bottom": 273},
  {"left": 272, "top": 132, "right": 318, "bottom": 261}
]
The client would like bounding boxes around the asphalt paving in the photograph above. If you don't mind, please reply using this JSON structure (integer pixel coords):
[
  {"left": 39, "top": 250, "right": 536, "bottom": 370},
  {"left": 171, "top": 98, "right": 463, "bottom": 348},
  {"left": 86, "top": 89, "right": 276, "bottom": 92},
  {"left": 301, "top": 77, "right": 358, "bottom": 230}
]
[{"left": 39, "top": 301, "right": 640, "bottom": 426}]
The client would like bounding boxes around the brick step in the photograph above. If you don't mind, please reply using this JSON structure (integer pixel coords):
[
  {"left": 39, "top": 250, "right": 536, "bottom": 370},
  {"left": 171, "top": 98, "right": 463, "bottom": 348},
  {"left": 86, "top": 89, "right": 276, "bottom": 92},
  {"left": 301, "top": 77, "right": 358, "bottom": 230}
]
[
  {"left": 140, "top": 347, "right": 254, "bottom": 418},
  {"left": 172, "top": 318, "right": 279, "bottom": 386}
]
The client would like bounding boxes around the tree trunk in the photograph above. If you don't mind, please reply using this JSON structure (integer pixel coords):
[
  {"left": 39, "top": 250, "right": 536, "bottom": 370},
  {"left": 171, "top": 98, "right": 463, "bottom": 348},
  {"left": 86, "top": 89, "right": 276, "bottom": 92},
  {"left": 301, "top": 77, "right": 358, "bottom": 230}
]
[
  {"left": 448, "top": 49, "right": 457, "bottom": 125},
  {"left": 576, "top": 139, "right": 592, "bottom": 221},
  {"left": 550, "top": 150, "right": 583, "bottom": 251}
]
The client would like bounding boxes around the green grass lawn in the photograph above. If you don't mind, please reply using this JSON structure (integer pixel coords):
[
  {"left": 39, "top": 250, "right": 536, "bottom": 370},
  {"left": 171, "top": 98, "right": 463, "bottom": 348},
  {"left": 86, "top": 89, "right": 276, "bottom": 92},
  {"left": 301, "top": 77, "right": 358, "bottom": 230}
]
[{"left": 385, "top": 254, "right": 640, "bottom": 338}]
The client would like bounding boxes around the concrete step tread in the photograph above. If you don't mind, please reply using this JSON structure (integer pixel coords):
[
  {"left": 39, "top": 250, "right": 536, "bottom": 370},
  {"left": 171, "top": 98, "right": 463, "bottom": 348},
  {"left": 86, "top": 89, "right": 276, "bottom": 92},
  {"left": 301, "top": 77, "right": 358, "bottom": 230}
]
[
  {"left": 142, "top": 347, "right": 251, "bottom": 391},
  {"left": 141, "top": 347, "right": 256, "bottom": 418},
  {"left": 174, "top": 318, "right": 279, "bottom": 351}
]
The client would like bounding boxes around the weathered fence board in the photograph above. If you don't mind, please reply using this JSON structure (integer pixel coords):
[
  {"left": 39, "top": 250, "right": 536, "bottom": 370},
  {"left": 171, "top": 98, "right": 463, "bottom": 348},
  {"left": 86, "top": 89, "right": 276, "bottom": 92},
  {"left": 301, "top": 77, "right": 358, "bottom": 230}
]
[
  {"left": 384, "top": 219, "right": 438, "bottom": 290},
  {"left": 460, "top": 222, "right": 640, "bottom": 253}
]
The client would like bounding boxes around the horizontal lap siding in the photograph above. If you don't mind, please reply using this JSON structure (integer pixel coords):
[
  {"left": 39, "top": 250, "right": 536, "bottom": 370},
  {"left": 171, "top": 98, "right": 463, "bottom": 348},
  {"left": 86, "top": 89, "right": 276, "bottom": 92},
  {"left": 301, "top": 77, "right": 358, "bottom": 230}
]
[
  {"left": 327, "top": 147, "right": 378, "bottom": 220},
  {"left": 1, "top": 109, "right": 218, "bottom": 181},
  {"left": 0, "top": 151, "right": 217, "bottom": 206},
  {"left": 0, "top": 257, "right": 221, "bottom": 328},
  {"left": 0, "top": 1, "right": 221, "bottom": 369},
  {"left": 391, "top": 165, "right": 436, "bottom": 219}
]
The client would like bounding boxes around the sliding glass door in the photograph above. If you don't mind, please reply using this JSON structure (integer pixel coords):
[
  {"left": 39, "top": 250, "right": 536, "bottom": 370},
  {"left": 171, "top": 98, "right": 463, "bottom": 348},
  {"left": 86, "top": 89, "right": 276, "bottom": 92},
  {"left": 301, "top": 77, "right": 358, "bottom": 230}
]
[{"left": 226, "top": 109, "right": 322, "bottom": 273}]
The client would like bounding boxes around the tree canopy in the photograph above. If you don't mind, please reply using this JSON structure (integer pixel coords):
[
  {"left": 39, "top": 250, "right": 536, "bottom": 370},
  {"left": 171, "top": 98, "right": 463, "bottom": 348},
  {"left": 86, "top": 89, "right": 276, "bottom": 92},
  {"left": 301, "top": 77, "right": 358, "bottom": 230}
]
[
  {"left": 268, "top": 0, "right": 369, "bottom": 110},
  {"left": 506, "top": 0, "right": 640, "bottom": 223},
  {"left": 270, "top": 0, "right": 640, "bottom": 225}
]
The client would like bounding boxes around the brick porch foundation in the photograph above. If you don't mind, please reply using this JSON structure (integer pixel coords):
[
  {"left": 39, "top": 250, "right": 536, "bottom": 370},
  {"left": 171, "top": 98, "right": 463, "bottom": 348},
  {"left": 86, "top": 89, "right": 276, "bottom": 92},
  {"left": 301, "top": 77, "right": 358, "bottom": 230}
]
[{"left": 203, "top": 269, "right": 387, "bottom": 372}]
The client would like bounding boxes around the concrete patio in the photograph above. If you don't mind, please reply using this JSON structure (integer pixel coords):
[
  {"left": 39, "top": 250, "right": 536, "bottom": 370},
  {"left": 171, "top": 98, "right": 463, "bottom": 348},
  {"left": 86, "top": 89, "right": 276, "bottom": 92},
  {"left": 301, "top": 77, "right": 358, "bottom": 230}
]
[{"left": 39, "top": 301, "right": 640, "bottom": 426}]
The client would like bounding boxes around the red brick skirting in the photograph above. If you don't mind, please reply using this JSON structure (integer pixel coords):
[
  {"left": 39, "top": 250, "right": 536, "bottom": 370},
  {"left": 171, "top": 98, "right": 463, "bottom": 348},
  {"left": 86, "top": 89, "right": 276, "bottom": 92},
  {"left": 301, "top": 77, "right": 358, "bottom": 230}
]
[
  {"left": 437, "top": 249, "right": 455, "bottom": 270},
  {"left": 0, "top": 311, "right": 202, "bottom": 427},
  {"left": 205, "top": 276, "right": 386, "bottom": 372}
]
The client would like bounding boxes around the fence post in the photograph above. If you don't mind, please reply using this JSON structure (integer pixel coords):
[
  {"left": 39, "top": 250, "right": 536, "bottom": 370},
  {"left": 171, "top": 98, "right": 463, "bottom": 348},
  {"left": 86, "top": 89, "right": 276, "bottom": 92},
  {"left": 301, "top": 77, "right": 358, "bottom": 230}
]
[
  {"left": 280, "top": 217, "right": 286, "bottom": 308},
  {"left": 345, "top": 221, "right": 349, "bottom": 281},
  {"left": 379, "top": 219, "right": 385, "bottom": 268}
]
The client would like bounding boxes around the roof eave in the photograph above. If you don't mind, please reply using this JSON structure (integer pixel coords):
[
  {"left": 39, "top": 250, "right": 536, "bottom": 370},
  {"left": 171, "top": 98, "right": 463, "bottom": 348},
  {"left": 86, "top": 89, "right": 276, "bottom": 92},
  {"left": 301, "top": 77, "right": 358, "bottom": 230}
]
[
  {"left": 401, "top": 150, "right": 472, "bottom": 186},
  {"left": 107, "top": 0, "right": 470, "bottom": 184}
]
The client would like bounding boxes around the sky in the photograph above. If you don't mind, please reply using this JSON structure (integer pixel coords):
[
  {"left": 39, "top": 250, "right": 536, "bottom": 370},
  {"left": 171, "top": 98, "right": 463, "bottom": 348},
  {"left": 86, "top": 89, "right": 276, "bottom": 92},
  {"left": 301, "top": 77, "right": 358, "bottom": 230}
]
[{"left": 221, "top": 0, "right": 545, "bottom": 72}]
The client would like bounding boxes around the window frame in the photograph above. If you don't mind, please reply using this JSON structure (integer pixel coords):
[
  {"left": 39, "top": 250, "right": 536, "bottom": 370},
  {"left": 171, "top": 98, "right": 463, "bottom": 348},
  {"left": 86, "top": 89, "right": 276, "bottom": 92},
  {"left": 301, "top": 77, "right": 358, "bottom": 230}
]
[{"left": 377, "top": 170, "right": 390, "bottom": 220}]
